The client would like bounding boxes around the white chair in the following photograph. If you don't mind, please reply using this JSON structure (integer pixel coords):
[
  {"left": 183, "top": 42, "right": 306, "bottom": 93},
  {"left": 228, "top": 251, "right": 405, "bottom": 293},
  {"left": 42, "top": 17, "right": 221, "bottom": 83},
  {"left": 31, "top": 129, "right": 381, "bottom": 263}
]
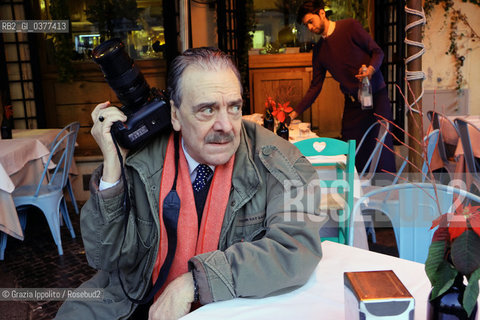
[{"left": 348, "top": 182, "right": 480, "bottom": 263}]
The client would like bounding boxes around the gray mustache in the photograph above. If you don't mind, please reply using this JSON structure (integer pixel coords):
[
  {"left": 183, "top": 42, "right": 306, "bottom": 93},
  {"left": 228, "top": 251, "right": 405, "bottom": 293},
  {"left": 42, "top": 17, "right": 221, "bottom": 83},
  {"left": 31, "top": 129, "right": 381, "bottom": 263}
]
[{"left": 205, "top": 132, "right": 234, "bottom": 143}]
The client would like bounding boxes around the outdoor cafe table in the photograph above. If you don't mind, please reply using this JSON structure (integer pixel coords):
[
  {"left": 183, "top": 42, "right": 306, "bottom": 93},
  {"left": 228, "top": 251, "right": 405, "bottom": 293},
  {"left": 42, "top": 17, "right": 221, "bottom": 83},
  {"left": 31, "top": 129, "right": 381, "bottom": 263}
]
[
  {"left": 0, "top": 129, "right": 62, "bottom": 240},
  {"left": 182, "top": 240, "right": 475, "bottom": 320}
]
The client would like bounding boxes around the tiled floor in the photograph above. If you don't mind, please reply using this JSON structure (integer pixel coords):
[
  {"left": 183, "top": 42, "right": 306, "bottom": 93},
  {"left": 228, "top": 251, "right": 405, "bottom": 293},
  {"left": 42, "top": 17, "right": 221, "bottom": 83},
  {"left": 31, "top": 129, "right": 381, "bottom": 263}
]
[
  {"left": 0, "top": 203, "right": 398, "bottom": 320},
  {"left": 0, "top": 203, "right": 96, "bottom": 320}
]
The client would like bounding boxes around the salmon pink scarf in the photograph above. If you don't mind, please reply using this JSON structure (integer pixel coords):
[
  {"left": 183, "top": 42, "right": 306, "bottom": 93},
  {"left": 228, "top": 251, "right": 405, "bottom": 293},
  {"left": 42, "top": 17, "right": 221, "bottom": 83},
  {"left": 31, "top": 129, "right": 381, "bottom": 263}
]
[{"left": 152, "top": 133, "right": 234, "bottom": 298}]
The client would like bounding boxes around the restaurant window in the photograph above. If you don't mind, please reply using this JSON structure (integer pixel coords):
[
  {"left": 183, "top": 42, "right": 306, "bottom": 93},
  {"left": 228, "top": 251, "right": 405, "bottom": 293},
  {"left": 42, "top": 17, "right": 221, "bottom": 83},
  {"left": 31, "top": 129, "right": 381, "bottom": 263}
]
[
  {"left": 1, "top": 0, "right": 45, "bottom": 129},
  {"left": 251, "top": 0, "right": 369, "bottom": 53},
  {"left": 40, "top": 0, "right": 166, "bottom": 64}
]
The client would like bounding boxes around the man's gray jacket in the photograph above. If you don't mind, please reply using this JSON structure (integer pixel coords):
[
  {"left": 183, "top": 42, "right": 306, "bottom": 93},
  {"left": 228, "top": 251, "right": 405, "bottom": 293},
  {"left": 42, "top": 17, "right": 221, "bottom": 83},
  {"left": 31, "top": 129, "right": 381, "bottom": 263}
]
[{"left": 56, "top": 120, "right": 323, "bottom": 319}]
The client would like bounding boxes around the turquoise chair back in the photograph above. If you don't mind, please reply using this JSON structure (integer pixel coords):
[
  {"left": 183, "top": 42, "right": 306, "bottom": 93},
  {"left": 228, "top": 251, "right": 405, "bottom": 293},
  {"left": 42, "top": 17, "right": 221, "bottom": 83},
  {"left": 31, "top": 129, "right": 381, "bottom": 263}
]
[{"left": 294, "top": 137, "right": 356, "bottom": 244}]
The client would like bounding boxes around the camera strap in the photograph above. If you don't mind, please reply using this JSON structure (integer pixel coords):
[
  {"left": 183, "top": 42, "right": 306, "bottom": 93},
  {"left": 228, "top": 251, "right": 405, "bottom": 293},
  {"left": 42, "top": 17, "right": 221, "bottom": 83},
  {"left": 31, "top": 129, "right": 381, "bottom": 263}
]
[{"left": 113, "top": 131, "right": 181, "bottom": 305}]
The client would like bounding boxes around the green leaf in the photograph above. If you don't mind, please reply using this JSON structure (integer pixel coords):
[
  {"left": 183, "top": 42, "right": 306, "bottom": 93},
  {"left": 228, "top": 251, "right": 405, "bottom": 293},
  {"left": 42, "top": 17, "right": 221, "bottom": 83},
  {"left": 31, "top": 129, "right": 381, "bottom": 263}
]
[
  {"left": 431, "top": 261, "right": 458, "bottom": 299},
  {"left": 451, "top": 230, "right": 480, "bottom": 275},
  {"left": 425, "top": 241, "right": 447, "bottom": 283},
  {"left": 464, "top": 268, "right": 480, "bottom": 316}
]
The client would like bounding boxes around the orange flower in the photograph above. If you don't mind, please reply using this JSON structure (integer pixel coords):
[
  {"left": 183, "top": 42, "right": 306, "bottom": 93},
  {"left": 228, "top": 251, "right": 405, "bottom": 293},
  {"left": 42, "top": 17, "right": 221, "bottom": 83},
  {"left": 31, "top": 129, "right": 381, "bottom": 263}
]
[
  {"left": 449, "top": 213, "right": 467, "bottom": 240},
  {"left": 271, "top": 101, "right": 293, "bottom": 123},
  {"left": 453, "top": 203, "right": 480, "bottom": 238},
  {"left": 470, "top": 213, "right": 480, "bottom": 237},
  {"left": 432, "top": 204, "right": 480, "bottom": 241}
]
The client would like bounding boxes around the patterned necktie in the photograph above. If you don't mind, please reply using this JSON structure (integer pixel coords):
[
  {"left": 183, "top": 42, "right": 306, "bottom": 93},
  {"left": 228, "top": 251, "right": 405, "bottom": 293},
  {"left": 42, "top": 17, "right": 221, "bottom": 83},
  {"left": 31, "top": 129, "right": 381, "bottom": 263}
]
[{"left": 192, "top": 164, "right": 212, "bottom": 192}]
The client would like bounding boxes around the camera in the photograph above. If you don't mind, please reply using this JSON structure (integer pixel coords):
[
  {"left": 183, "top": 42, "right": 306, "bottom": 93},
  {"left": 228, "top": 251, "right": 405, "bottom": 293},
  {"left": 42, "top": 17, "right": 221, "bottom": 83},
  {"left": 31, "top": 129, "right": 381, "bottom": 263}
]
[{"left": 92, "top": 38, "right": 171, "bottom": 149}]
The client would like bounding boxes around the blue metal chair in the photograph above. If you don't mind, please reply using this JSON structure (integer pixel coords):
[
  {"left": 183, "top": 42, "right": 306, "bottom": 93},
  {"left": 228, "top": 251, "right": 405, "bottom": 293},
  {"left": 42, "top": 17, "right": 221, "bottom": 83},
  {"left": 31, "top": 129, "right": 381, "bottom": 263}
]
[
  {"left": 358, "top": 129, "right": 439, "bottom": 245},
  {"left": 356, "top": 119, "right": 389, "bottom": 187},
  {"left": 294, "top": 137, "right": 356, "bottom": 244},
  {"left": 2, "top": 131, "right": 77, "bottom": 258},
  {"left": 422, "top": 129, "right": 440, "bottom": 181},
  {"left": 348, "top": 182, "right": 480, "bottom": 263},
  {"left": 427, "top": 111, "right": 460, "bottom": 181},
  {"left": 454, "top": 118, "right": 480, "bottom": 194},
  {"left": 49, "top": 122, "right": 80, "bottom": 215}
]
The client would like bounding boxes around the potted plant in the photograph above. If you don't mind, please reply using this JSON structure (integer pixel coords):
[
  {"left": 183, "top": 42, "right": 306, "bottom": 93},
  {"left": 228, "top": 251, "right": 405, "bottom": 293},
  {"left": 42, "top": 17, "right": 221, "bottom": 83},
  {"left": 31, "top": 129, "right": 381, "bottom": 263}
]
[
  {"left": 425, "top": 203, "right": 480, "bottom": 318},
  {"left": 264, "top": 96, "right": 293, "bottom": 140}
]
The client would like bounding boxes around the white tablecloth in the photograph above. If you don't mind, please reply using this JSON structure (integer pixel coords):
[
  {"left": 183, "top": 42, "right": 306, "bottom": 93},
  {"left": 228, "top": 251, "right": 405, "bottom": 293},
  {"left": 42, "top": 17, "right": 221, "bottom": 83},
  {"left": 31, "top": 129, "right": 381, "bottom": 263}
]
[{"left": 182, "top": 241, "right": 443, "bottom": 320}]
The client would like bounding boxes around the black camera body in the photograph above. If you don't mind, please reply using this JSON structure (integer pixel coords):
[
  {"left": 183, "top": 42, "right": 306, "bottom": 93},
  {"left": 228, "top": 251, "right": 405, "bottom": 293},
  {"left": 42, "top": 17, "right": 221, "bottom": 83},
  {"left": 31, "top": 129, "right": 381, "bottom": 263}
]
[
  {"left": 92, "top": 39, "right": 171, "bottom": 149},
  {"left": 111, "top": 92, "right": 171, "bottom": 149}
]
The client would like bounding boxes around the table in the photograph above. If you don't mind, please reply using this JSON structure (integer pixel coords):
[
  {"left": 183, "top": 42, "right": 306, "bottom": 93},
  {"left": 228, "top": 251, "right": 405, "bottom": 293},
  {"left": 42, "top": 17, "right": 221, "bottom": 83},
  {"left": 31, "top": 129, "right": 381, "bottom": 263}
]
[
  {"left": 183, "top": 241, "right": 467, "bottom": 320},
  {"left": 0, "top": 129, "right": 62, "bottom": 240},
  {"left": 13, "top": 128, "right": 64, "bottom": 148}
]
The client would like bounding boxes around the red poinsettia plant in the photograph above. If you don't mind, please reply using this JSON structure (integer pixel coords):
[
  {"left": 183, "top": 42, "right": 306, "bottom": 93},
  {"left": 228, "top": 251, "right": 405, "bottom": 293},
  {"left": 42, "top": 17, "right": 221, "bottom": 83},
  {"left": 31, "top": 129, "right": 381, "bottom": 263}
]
[
  {"left": 265, "top": 96, "right": 293, "bottom": 124},
  {"left": 425, "top": 203, "right": 480, "bottom": 316}
]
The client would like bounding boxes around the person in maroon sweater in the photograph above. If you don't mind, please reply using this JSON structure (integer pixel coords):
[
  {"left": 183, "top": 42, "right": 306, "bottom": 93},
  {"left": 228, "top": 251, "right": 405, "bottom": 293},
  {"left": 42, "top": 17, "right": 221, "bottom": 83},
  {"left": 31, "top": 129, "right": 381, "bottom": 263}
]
[{"left": 291, "top": 0, "right": 396, "bottom": 176}]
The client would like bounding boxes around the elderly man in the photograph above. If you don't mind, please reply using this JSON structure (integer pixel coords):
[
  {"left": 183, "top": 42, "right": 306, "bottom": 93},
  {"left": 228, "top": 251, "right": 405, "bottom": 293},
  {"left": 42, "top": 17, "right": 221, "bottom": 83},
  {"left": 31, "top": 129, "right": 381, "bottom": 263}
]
[{"left": 56, "top": 47, "right": 322, "bottom": 320}]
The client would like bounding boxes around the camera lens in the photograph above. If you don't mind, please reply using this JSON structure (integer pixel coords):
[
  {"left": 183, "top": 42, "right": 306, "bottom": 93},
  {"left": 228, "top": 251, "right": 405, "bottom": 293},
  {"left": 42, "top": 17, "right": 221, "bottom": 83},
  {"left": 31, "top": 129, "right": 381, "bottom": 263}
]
[{"left": 92, "top": 39, "right": 150, "bottom": 110}]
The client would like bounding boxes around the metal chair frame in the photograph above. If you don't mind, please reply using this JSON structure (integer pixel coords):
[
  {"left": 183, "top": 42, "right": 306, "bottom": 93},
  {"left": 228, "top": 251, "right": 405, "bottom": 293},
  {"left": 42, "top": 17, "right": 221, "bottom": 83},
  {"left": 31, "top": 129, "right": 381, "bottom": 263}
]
[
  {"left": 356, "top": 119, "right": 390, "bottom": 186},
  {"left": 427, "top": 111, "right": 460, "bottom": 180},
  {"left": 49, "top": 122, "right": 80, "bottom": 215},
  {"left": 454, "top": 118, "right": 480, "bottom": 193},
  {"left": 348, "top": 182, "right": 480, "bottom": 263}
]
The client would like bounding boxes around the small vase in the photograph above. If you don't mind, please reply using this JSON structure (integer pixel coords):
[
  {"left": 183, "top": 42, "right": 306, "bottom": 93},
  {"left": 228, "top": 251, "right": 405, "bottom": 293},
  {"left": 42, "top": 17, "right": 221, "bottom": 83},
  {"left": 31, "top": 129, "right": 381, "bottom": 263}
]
[
  {"left": 263, "top": 115, "right": 274, "bottom": 132},
  {"left": 427, "top": 274, "right": 478, "bottom": 320},
  {"left": 276, "top": 122, "right": 289, "bottom": 140}
]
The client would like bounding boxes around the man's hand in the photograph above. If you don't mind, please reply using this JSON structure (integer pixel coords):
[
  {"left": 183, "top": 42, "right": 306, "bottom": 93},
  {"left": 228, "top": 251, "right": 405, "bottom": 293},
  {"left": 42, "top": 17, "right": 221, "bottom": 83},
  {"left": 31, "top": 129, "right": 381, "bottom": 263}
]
[
  {"left": 91, "top": 101, "right": 128, "bottom": 183},
  {"left": 289, "top": 111, "right": 298, "bottom": 120},
  {"left": 355, "top": 65, "right": 375, "bottom": 81},
  {"left": 148, "top": 272, "right": 195, "bottom": 320}
]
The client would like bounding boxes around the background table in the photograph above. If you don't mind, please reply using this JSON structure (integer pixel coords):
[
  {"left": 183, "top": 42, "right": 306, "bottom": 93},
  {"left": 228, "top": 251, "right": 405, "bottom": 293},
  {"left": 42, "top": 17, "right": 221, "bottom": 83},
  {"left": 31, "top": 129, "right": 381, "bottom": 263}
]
[
  {"left": 183, "top": 241, "right": 480, "bottom": 320},
  {"left": 0, "top": 129, "right": 62, "bottom": 240}
]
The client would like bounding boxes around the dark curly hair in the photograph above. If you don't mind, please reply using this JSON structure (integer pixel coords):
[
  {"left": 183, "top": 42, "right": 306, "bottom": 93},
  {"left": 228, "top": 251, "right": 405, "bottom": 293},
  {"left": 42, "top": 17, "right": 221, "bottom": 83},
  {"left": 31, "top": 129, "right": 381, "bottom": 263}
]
[{"left": 296, "top": 0, "right": 326, "bottom": 24}]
